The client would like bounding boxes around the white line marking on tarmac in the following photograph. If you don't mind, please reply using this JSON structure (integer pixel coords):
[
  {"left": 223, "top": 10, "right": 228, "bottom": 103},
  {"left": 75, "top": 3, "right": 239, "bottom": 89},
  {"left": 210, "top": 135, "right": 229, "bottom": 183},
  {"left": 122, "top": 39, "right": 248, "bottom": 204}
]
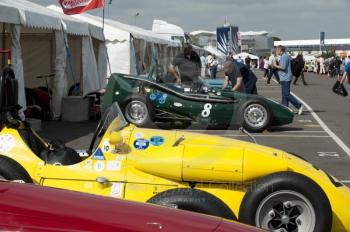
[
  {"left": 186, "top": 129, "right": 326, "bottom": 133},
  {"left": 220, "top": 135, "right": 330, "bottom": 138},
  {"left": 340, "top": 180, "right": 350, "bottom": 183},
  {"left": 291, "top": 93, "right": 350, "bottom": 156}
]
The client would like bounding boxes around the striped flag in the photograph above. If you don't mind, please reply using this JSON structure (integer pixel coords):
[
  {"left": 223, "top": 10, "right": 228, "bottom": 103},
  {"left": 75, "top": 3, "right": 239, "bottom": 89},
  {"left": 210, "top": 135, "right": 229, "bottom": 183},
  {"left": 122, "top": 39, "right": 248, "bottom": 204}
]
[{"left": 59, "top": 0, "right": 104, "bottom": 15}]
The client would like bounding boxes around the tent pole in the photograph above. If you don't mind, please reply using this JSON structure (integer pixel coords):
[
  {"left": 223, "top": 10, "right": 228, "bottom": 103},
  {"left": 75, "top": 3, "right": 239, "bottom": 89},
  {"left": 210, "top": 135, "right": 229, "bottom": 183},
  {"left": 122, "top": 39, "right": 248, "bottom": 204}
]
[{"left": 1, "top": 23, "right": 5, "bottom": 67}]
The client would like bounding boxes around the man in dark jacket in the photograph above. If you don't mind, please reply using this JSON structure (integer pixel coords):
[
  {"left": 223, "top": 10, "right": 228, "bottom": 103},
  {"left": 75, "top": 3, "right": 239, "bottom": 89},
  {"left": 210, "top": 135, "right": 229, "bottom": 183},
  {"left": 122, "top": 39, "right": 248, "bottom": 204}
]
[
  {"left": 292, "top": 53, "right": 307, "bottom": 85},
  {"left": 223, "top": 59, "right": 258, "bottom": 94},
  {"left": 169, "top": 43, "right": 200, "bottom": 84}
]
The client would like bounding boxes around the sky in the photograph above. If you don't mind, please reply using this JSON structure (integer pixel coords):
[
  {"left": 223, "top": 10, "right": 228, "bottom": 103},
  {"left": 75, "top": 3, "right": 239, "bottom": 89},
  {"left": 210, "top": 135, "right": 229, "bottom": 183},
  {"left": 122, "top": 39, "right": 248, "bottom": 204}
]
[{"left": 30, "top": 0, "right": 350, "bottom": 40}]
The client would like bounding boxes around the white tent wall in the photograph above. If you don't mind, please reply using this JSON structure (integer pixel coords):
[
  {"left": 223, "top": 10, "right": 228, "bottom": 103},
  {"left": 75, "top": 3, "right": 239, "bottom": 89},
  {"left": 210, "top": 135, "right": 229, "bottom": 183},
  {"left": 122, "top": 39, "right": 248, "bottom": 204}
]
[
  {"left": 65, "top": 35, "right": 82, "bottom": 94},
  {"left": 82, "top": 36, "right": 99, "bottom": 95},
  {"left": 97, "top": 42, "right": 108, "bottom": 88},
  {"left": 10, "top": 24, "right": 26, "bottom": 112},
  {"left": 52, "top": 30, "right": 67, "bottom": 119},
  {"left": 106, "top": 40, "right": 131, "bottom": 75},
  {"left": 21, "top": 29, "right": 54, "bottom": 88}
]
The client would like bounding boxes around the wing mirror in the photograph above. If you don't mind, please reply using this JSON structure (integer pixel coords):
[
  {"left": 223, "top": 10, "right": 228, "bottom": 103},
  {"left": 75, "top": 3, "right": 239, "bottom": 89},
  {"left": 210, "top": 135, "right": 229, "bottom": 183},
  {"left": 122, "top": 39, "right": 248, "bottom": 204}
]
[{"left": 109, "top": 131, "right": 124, "bottom": 146}]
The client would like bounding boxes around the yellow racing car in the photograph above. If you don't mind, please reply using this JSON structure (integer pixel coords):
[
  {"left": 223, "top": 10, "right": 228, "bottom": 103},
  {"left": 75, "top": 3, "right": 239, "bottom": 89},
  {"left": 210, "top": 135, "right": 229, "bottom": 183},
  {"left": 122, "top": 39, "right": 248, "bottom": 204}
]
[{"left": 0, "top": 67, "right": 350, "bottom": 232}]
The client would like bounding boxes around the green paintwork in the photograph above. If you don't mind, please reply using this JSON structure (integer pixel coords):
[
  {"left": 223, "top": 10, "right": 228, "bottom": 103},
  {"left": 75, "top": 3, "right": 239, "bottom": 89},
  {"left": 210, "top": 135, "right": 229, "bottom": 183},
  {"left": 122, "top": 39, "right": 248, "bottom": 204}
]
[{"left": 102, "top": 73, "right": 294, "bottom": 128}]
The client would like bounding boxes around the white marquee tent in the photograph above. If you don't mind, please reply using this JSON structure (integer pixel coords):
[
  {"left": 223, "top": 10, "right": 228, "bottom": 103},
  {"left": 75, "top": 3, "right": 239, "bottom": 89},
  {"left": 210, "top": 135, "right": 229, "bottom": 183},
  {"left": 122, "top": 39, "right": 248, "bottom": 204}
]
[
  {"left": 0, "top": 0, "right": 106, "bottom": 118},
  {"left": 48, "top": 6, "right": 182, "bottom": 77}
]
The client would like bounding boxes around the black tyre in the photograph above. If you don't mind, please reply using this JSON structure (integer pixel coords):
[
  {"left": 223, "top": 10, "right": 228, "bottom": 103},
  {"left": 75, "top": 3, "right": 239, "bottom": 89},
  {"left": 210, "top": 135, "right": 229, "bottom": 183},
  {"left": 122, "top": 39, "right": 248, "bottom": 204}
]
[
  {"left": 0, "top": 156, "right": 32, "bottom": 183},
  {"left": 239, "top": 171, "right": 332, "bottom": 232},
  {"left": 122, "top": 96, "right": 153, "bottom": 127},
  {"left": 147, "top": 188, "right": 236, "bottom": 220},
  {"left": 241, "top": 100, "right": 271, "bottom": 133}
]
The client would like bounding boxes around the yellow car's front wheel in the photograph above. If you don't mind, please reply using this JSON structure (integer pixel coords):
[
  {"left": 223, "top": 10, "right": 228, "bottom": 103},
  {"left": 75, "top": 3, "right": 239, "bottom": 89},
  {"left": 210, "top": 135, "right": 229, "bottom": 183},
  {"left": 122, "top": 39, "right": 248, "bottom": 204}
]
[{"left": 239, "top": 171, "right": 332, "bottom": 232}]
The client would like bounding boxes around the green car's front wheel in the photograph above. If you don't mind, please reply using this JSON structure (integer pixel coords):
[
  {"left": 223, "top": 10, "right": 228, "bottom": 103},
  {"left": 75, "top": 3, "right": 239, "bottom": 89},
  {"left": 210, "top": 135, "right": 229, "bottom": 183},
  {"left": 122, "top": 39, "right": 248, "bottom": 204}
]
[{"left": 241, "top": 100, "right": 271, "bottom": 133}]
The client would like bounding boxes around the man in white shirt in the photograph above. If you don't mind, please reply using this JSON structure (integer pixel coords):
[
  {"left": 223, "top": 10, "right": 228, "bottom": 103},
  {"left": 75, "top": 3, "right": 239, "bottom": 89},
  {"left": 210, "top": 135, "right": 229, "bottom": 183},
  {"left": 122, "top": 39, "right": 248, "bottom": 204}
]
[{"left": 267, "top": 50, "right": 280, "bottom": 84}]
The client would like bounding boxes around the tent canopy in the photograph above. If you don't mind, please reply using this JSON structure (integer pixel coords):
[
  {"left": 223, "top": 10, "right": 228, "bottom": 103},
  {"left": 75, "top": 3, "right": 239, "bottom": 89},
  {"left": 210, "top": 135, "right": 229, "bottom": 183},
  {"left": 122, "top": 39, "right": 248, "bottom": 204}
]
[
  {"left": 48, "top": 5, "right": 180, "bottom": 47},
  {"left": 0, "top": 0, "right": 102, "bottom": 40}
]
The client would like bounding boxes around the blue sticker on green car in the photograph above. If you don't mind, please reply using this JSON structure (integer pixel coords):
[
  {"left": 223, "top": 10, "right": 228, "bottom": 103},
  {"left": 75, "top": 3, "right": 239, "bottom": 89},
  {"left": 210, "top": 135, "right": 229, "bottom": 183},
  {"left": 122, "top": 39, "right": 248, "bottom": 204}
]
[{"left": 150, "top": 93, "right": 157, "bottom": 100}]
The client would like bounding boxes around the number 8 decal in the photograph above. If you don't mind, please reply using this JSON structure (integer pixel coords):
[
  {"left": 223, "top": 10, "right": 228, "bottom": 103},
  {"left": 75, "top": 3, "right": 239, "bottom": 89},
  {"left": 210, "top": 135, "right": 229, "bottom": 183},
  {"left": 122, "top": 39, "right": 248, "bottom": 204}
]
[{"left": 201, "top": 103, "right": 212, "bottom": 118}]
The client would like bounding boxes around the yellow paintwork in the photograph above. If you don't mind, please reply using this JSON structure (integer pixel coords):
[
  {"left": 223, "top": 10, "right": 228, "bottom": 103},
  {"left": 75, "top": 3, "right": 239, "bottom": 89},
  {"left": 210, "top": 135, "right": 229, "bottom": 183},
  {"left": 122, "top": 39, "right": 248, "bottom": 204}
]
[{"left": 1, "top": 114, "right": 350, "bottom": 232}]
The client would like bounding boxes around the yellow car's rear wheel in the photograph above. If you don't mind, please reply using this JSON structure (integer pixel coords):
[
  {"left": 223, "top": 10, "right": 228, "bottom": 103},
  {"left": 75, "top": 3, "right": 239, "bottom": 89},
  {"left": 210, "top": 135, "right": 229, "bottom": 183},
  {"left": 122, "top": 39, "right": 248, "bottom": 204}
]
[{"left": 0, "top": 156, "right": 32, "bottom": 183}]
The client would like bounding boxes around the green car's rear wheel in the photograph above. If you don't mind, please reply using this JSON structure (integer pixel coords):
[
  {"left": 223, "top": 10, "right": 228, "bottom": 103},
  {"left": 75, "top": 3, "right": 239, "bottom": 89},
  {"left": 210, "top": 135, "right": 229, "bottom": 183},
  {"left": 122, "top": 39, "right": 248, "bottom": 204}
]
[
  {"left": 123, "top": 97, "right": 153, "bottom": 127},
  {"left": 242, "top": 100, "right": 271, "bottom": 132}
]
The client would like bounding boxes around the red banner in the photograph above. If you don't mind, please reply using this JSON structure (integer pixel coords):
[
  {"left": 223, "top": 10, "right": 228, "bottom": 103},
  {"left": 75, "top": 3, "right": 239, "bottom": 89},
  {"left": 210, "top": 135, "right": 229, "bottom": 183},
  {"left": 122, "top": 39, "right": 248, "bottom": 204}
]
[{"left": 59, "top": 0, "right": 104, "bottom": 15}]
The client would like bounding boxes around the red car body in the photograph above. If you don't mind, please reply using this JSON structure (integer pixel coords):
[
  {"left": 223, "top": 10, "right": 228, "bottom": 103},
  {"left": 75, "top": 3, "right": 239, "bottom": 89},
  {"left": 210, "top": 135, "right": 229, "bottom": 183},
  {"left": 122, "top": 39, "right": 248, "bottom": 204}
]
[{"left": 0, "top": 181, "right": 263, "bottom": 232}]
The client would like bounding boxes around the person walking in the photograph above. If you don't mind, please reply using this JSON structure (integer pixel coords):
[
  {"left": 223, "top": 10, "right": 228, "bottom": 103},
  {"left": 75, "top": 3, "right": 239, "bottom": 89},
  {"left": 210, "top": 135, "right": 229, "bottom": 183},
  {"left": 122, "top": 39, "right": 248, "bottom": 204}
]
[
  {"left": 209, "top": 55, "right": 218, "bottom": 79},
  {"left": 267, "top": 49, "right": 280, "bottom": 84},
  {"left": 319, "top": 56, "right": 325, "bottom": 75},
  {"left": 340, "top": 55, "right": 350, "bottom": 90},
  {"left": 334, "top": 56, "right": 342, "bottom": 79},
  {"left": 263, "top": 56, "right": 269, "bottom": 78},
  {"left": 275, "top": 45, "right": 304, "bottom": 115},
  {"left": 293, "top": 53, "right": 307, "bottom": 85}
]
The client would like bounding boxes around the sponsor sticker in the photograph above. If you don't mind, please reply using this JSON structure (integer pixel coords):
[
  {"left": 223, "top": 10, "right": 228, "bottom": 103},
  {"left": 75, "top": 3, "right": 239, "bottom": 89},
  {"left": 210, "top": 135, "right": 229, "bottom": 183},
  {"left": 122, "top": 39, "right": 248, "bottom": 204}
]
[
  {"left": 94, "top": 161, "right": 105, "bottom": 172},
  {"left": 174, "top": 102, "right": 183, "bottom": 107},
  {"left": 150, "top": 136, "right": 165, "bottom": 146},
  {"left": 106, "top": 161, "right": 121, "bottom": 171},
  {"left": 92, "top": 148, "right": 105, "bottom": 160},
  {"left": 134, "top": 138, "right": 149, "bottom": 150},
  {"left": 110, "top": 183, "right": 124, "bottom": 198},
  {"left": 76, "top": 150, "right": 89, "bottom": 157},
  {"left": 103, "top": 140, "right": 110, "bottom": 152},
  {"left": 134, "top": 132, "right": 144, "bottom": 139},
  {"left": 150, "top": 93, "right": 157, "bottom": 100}
]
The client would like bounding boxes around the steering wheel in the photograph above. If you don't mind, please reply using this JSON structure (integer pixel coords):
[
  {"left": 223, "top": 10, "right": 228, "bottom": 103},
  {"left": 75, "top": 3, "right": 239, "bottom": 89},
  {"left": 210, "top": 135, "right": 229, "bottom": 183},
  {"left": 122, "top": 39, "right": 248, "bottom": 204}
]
[
  {"left": 88, "top": 107, "right": 111, "bottom": 154},
  {"left": 191, "top": 81, "right": 205, "bottom": 93}
]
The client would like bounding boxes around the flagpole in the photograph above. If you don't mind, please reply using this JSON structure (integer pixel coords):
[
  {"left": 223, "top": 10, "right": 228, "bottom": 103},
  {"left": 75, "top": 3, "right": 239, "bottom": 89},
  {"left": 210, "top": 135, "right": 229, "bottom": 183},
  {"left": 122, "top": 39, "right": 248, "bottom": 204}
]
[{"left": 102, "top": 0, "right": 105, "bottom": 31}]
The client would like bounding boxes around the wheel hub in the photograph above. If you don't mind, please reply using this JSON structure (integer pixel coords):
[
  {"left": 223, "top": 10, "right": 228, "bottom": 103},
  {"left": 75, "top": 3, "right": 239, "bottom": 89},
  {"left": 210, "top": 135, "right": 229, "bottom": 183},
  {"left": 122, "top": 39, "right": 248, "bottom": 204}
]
[
  {"left": 256, "top": 190, "right": 315, "bottom": 232},
  {"left": 244, "top": 104, "right": 268, "bottom": 128},
  {"left": 125, "top": 101, "right": 148, "bottom": 125}
]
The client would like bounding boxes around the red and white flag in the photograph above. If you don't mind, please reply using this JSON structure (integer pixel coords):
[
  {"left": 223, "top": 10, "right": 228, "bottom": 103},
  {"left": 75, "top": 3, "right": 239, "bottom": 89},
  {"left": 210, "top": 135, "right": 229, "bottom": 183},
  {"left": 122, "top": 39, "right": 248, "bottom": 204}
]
[{"left": 59, "top": 0, "right": 104, "bottom": 15}]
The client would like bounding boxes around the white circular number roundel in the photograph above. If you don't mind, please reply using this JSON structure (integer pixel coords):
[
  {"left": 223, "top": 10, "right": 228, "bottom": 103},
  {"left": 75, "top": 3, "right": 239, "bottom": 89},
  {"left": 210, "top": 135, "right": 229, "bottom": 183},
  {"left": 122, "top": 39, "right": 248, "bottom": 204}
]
[
  {"left": 201, "top": 103, "right": 212, "bottom": 118},
  {"left": 0, "top": 134, "right": 15, "bottom": 153}
]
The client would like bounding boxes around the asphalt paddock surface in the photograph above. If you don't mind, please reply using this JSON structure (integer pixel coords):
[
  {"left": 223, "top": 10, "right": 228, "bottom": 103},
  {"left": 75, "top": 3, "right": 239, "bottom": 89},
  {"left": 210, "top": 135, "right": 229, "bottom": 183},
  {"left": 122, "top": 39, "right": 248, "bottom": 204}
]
[{"left": 39, "top": 70, "right": 350, "bottom": 186}]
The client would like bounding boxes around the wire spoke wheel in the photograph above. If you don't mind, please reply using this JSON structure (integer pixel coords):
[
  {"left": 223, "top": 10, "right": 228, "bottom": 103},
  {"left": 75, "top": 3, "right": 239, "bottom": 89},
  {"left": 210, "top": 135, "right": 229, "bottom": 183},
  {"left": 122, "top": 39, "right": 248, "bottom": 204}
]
[
  {"left": 255, "top": 190, "right": 316, "bottom": 232},
  {"left": 125, "top": 100, "right": 149, "bottom": 125},
  {"left": 243, "top": 103, "right": 268, "bottom": 129}
]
